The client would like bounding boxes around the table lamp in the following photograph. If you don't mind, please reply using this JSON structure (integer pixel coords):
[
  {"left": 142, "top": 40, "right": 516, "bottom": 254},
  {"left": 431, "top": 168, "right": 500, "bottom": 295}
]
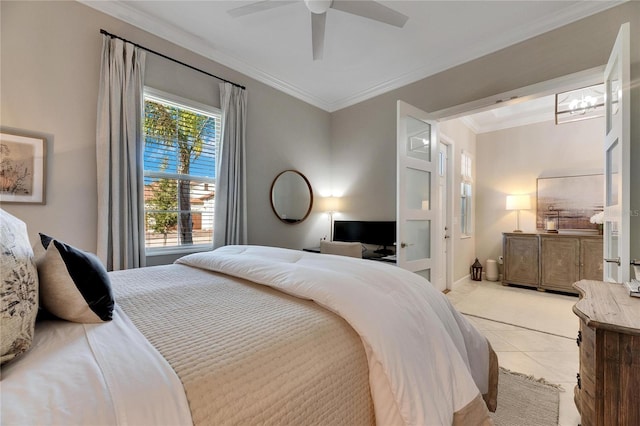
[{"left": 506, "top": 194, "right": 531, "bottom": 232}]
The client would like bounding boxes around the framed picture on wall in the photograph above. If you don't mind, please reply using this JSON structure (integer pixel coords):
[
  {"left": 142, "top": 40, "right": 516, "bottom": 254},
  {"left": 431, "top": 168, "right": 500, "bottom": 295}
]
[
  {"left": 536, "top": 174, "right": 603, "bottom": 232},
  {"left": 0, "top": 131, "right": 47, "bottom": 204}
]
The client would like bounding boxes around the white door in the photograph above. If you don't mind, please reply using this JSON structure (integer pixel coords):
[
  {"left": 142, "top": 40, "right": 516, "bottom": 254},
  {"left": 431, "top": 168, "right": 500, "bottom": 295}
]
[
  {"left": 396, "top": 101, "right": 441, "bottom": 288},
  {"left": 437, "top": 141, "right": 451, "bottom": 290},
  {"left": 603, "top": 23, "right": 631, "bottom": 282}
]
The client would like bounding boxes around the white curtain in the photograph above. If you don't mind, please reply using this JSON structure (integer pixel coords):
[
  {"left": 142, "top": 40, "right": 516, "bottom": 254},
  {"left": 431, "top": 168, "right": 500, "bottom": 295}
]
[
  {"left": 214, "top": 82, "right": 248, "bottom": 248},
  {"left": 96, "top": 36, "right": 146, "bottom": 270}
]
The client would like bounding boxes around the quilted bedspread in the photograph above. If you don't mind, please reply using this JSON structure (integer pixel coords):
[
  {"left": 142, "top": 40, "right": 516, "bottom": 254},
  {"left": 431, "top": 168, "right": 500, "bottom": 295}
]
[
  {"left": 112, "top": 245, "right": 497, "bottom": 425},
  {"left": 177, "top": 245, "right": 496, "bottom": 425},
  {"left": 110, "top": 262, "right": 376, "bottom": 426}
]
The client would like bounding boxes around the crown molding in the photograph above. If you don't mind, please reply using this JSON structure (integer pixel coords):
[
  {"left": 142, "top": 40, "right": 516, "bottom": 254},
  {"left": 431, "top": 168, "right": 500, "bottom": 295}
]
[
  {"left": 327, "top": 1, "right": 623, "bottom": 112},
  {"left": 459, "top": 117, "right": 481, "bottom": 135},
  {"left": 79, "top": 0, "right": 334, "bottom": 111},
  {"left": 79, "top": 0, "right": 623, "bottom": 113}
]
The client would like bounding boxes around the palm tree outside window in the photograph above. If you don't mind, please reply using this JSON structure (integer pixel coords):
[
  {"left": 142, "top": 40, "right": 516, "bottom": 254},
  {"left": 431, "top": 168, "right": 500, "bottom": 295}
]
[{"left": 143, "top": 87, "right": 220, "bottom": 252}]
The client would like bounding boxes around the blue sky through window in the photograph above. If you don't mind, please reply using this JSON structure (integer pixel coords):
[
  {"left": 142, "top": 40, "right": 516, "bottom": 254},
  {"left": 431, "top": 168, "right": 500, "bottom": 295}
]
[{"left": 143, "top": 99, "right": 218, "bottom": 184}]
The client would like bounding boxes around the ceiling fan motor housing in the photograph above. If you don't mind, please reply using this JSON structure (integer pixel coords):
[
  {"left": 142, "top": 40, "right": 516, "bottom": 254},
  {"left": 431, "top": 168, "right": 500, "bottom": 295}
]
[{"left": 305, "top": 0, "right": 333, "bottom": 14}]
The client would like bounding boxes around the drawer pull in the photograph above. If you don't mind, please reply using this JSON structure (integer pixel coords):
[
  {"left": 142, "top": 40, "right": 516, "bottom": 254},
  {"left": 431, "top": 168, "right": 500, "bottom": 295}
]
[
  {"left": 576, "top": 330, "right": 582, "bottom": 347},
  {"left": 577, "top": 373, "right": 581, "bottom": 390}
]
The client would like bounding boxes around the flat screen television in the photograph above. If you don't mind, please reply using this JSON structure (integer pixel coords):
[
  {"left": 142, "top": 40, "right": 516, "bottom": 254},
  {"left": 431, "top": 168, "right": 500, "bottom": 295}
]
[{"left": 333, "top": 220, "right": 396, "bottom": 255}]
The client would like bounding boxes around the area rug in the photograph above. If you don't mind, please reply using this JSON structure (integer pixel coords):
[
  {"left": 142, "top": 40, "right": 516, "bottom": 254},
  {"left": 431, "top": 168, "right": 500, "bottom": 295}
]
[{"left": 491, "top": 368, "right": 561, "bottom": 426}]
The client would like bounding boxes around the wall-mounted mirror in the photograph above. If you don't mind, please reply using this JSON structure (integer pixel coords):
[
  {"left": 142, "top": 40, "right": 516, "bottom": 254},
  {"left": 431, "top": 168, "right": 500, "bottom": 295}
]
[{"left": 270, "top": 170, "right": 313, "bottom": 224}]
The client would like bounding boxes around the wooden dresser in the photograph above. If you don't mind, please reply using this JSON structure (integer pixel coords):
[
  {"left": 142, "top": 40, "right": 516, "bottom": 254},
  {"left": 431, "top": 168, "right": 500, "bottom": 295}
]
[
  {"left": 503, "top": 233, "right": 603, "bottom": 294},
  {"left": 573, "top": 280, "right": 640, "bottom": 426}
]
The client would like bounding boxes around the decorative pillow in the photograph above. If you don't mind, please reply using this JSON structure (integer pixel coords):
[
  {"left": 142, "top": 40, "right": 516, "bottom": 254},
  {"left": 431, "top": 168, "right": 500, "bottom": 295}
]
[
  {"left": 320, "top": 240, "right": 363, "bottom": 258},
  {"left": 0, "top": 209, "right": 39, "bottom": 365},
  {"left": 37, "top": 233, "right": 114, "bottom": 323}
]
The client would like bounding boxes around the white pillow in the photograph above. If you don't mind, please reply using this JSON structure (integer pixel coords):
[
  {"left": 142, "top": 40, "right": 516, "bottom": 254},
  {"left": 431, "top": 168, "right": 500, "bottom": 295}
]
[{"left": 0, "top": 209, "right": 38, "bottom": 365}]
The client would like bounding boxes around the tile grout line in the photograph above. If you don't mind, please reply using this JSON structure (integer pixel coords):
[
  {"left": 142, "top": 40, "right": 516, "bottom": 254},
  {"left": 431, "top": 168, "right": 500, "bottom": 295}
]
[{"left": 462, "top": 312, "right": 575, "bottom": 340}]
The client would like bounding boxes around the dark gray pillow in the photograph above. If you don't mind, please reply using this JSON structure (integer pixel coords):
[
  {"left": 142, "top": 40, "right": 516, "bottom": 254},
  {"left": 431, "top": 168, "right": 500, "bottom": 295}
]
[{"left": 38, "top": 233, "right": 114, "bottom": 323}]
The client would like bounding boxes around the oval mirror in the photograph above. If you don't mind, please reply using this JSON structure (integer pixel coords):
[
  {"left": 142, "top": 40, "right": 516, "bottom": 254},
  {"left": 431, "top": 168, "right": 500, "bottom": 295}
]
[{"left": 270, "top": 170, "right": 313, "bottom": 224}]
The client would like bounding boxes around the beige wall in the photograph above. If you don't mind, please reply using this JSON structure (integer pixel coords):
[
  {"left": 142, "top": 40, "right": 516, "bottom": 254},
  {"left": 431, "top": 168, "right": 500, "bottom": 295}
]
[
  {"left": 440, "top": 119, "right": 477, "bottom": 281},
  {"left": 331, "top": 2, "right": 639, "bottom": 282},
  {"left": 1, "top": 1, "right": 332, "bottom": 257},
  {"left": 475, "top": 117, "right": 604, "bottom": 267}
]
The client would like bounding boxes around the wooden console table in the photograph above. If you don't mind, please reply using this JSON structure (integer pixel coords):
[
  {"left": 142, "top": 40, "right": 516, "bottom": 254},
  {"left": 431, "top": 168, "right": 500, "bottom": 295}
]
[
  {"left": 573, "top": 280, "right": 640, "bottom": 426},
  {"left": 502, "top": 232, "right": 603, "bottom": 294}
]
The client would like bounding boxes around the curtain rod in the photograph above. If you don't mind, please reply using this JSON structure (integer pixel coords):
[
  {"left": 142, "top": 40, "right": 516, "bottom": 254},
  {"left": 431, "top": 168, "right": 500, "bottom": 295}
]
[{"left": 99, "top": 29, "right": 246, "bottom": 90}]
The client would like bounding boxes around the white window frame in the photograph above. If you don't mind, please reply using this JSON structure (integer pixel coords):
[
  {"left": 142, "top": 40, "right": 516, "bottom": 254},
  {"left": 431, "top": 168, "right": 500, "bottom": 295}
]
[{"left": 143, "top": 87, "right": 221, "bottom": 256}]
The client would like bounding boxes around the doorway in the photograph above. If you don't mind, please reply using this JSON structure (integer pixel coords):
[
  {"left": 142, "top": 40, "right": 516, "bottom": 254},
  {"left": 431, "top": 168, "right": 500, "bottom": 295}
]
[{"left": 435, "top": 67, "right": 607, "bottom": 285}]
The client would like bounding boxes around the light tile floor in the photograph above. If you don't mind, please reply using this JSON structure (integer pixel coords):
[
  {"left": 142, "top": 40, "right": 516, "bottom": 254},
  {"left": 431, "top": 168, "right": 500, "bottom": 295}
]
[{"left": 447, "top": 278, "right": 581, "bottom": 426}]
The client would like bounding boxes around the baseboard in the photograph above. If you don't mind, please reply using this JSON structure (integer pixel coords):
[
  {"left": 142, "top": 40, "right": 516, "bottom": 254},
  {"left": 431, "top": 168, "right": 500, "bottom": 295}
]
[{"left": 454, "top": 275, "right": 471, "bottom": 288}]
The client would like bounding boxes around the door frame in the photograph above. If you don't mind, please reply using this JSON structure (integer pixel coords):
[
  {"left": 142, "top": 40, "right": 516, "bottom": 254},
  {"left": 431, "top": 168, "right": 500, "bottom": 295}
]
[
  {"left": 429, "top": 66, "right": 605, "bottom": 122},
  {"left": 439, "top": 134, "right": 455, "bottom": 291},
  {"left": 422, "top": 66, "right": 609, "bottom": 284}
]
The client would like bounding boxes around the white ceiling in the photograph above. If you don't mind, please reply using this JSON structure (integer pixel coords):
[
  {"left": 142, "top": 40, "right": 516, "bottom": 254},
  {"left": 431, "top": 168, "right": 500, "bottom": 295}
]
[
  {"left": 82, "top": 0, "right": 621, "bottom": 113},
  {"left": 461, "top": 95, "right": 556, "bottom": 134}
]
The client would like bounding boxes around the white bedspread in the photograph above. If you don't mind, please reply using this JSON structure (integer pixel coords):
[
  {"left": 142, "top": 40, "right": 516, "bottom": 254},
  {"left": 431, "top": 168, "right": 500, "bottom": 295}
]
[
  {"left": 0, "top": 305, "right": 192, "bottom": 426},
  {"left": 177, "top": 245, "right": 491, "bottom": 426}
]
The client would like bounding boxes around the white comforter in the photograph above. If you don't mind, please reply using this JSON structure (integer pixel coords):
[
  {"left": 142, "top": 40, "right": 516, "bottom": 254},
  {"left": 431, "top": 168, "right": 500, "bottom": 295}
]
[
  {"left": 0, "top": 306, "right": 192, "bottom": 426},
  {"left": 177, "top": 245, "right": 491, "bottom": 426}
]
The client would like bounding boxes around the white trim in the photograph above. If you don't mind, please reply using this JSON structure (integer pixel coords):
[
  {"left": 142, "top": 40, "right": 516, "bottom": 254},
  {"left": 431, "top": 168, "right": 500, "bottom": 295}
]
[
  {"left": 461, "top": 111, "right": 555, "bottom": 135},
  {"left": 439, "top": 133, "right": 455, "bottom": 291},
  {"left": 145, "top": 87, "right": 221, "bottom": 116},
  {"left": 453, "top": 274, "right": 472, "bottom": 289},
  {"left": 145, "top": 244, "right": 212, "bottom": 257},
  {"left": 458, "top": 116, "right": 480, "bottom": 134},
  {"left": 430, "top": 66, "right": 605, "bottom": 121},
  {"left": 143, "top": 170, "right": 216, "bottom": 183}
]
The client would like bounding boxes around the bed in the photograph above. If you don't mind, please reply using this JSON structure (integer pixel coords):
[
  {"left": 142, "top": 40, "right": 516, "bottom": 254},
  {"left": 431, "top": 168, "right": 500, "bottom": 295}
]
[{"left": 1, "top": 213, "right": 497, "bottom": 426}]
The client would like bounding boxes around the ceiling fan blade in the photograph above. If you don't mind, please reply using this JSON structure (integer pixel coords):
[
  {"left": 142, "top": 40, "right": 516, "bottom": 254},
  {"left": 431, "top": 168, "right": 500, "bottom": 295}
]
[
  {"left": 331, "top": 0, "right": 408, "bottom": 28},
  {"left": 311, "top": 12, "right": 326, "bottom": 61},
  {"left": 227, "top": 0, "right": 296, "bottom": 18}
]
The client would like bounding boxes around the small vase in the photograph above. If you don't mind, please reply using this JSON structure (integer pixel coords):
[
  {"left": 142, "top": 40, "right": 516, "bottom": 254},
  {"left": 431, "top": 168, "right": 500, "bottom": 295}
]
[{"left": 598, "top": 224, "right": 603, "bottom": 235}]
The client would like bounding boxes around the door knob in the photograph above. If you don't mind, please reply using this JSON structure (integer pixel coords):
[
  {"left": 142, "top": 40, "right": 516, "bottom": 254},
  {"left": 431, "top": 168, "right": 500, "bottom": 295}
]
[
  {"left": 400, "top": 242, "right": 414, "bottom": 248},
  {"left": 444, "top": 235, "right": 450, "bottom": 239}
]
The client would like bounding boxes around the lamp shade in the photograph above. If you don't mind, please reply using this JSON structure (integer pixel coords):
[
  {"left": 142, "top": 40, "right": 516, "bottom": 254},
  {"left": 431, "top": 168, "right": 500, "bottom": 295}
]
[
  {"left": 323, "top": 196, "right": 340, "bottom": 212},
  {"left": 506, "top": 195, "right": 531, "bottom": 211}
]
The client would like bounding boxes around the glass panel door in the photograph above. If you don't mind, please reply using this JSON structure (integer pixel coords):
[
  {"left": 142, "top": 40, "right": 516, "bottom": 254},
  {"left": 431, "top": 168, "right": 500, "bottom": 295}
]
[
  {"left": 397, "top": 101, "right": 440, "bottom": 288},
  {"left": 603, "top": 23, "right": 630, "bottom": 282}
]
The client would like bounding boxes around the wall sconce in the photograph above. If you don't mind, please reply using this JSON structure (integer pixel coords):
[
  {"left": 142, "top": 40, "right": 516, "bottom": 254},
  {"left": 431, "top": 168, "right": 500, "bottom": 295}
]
[
  {"left": 506, "top": 194, "right": 531, "bottom": 233},
  {"left": 555, "top": 83, "right": 605, "bottom": 124}
]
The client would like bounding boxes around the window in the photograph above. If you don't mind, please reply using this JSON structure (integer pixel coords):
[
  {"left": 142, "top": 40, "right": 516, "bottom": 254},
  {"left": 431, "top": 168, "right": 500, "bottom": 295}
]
[
  {"left": 143, "top": 88, "right": 221, "bottom": 253},
  {"left": 460, "top": 151, "right": 473, "bottom": 236}
]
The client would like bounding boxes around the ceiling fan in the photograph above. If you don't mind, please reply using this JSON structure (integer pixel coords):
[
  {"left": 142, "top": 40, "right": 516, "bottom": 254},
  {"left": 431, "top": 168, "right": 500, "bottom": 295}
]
[{"left": 227, "top": 0, "right": 409, "bottom": 60}]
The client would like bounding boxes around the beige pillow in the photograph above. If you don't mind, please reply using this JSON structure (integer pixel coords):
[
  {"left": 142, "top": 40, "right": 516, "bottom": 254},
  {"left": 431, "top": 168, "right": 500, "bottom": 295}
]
[
  {"left": 38, "top": 234, "right": 114, "bottom": 323},
  {"left": 0, "top": 209, "right": 38, "bottom": 365},
  {"left": 320, "top": 241, "right": 363, "bottom": 258}
]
